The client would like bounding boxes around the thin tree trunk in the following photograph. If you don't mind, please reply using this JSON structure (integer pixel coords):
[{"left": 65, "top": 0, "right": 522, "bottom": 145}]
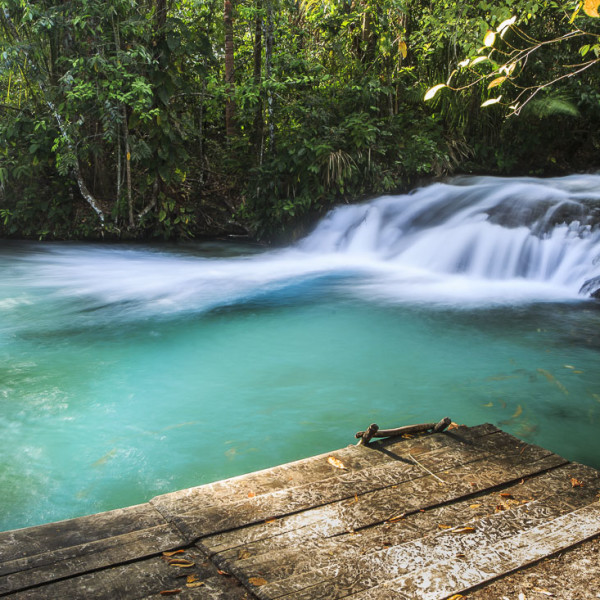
[
  {"left": 224, "top": 0, "right": 236, "bottom": 137},
  {"left": 264, "top": 1, "right": 274, "bottom": 151},
  {"left": 123, "top": 106, "right": 133, "bottom": 228},
  {"left": 252, "top": 0, "right": 264, "bottom": 160}
]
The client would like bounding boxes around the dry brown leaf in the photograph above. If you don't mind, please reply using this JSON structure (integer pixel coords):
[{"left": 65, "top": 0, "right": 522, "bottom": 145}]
[
  {"left": 238, "top": 549, "right": 251, "bottom": 560},
  {"left": 571, "top": 477, "right": 585, "bottom": 487},
  {"left": 249, "top": 576, "right": 268, "bottom": 587},
  {"left": 453, "top": 526, "right": 476, "bottom": 534},
  {"left": 160, "top": 590, "right": 182, "bottom": 596},
  {"left": 247, "top": 491, "right": 256, "bottom": 498},
  {"left": 264, "top": 518, "right": 276, "bottom": 524},
  {"left": 499, "top": 493, "right": 513, "bottom": 498},
  {"left": 448, "top": 595, "right": 464, "bottom": 600},
  {"left": 387, "top": 513, "right": 405, "bottom": 523},
  {"left": 327, "top": 456, "right": 346, "bottom": 469},
  {"left": 448, "top": 422, "right": 460, "bottom": 430},
  {"left": 438, "top": 524, "right": 452, "bottom": 529},
  {"left": 162, "top": 550, "right": 185, "bottom": 557},
  {"left": 186, "top": 575, "right": 198, "bottom": 584},
  {"left": 168, "top": 558, "right": 195, "bottom": 568},
  {"left": 187, "top": 582, "right": 205, "bottom": 589}
]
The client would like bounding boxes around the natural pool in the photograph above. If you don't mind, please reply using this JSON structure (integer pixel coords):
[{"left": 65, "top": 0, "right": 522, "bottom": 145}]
[{"left": 2, "top": 175, "right": 600, "bottom": 532}]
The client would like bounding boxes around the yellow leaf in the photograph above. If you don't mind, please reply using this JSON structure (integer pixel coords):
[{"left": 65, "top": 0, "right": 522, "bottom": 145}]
[
  {"left": 483, "top": 30, "right": 496, "bottom": 46},
  {"left": 448, "top": 595, "right": 465, "bottom": 600},
  {"left": 327, "top": 456, "right": 346, "bottom": 469},
  {"left": 398, "top": 40, "right": 408, "bottom": 59},
  {"left": 571, "top": 477, "right": 585, "bottom": 487},
  {"left": 488, "top": 76, "right": 507, "bottom": 89},
  {"left": 583, "top": 0, "right": 600, "bottom": 17},
  {"left": 162, "top": 550, "right": 185, "bottom": 557},
  {"left": 438, "top": 524, "right": 452, "bottom": 529},
  {"left": 470, "top": 504, "right": 481, "bottom": 509},
  {"left": 186, "top": 575, "right": 198, "bottom": 584},
  {"left": 512, "top": 405, "right": 523, "bottom": 418},
  {"left": 249, "top": 577, "right": 268, "bottom": 587},
  {"left": 168, "top": 558, "right": 195, "bottom": 568},
  {"left": 424, "top": 84, "right": 446, "bottom": 101},
  {"left": 187, "top": 581, "right": 205, "bottom": 588},
  {"left": 247, "top": 491, "right": 255, "bottom": 498},
  {"left": 481, "top": 96, "right": 502, "bottom": 107},
  {"left": 387, "top": 513, "right": 405, "bottom": 523},
  {"left": 126, "top": 152, "right": 131, "bottom": 161}
]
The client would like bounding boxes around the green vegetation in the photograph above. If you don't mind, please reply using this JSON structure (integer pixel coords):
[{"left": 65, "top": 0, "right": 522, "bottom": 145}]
[{"left": 0, "top": 0, "right": 599, "bottom": 241}]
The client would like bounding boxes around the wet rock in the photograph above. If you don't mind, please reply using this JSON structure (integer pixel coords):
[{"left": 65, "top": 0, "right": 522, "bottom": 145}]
[{"left": 579, "top": 276, "right": 600, "bottom": 299}]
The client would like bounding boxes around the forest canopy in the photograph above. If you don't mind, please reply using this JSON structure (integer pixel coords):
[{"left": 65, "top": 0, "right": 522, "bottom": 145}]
[{"left": 1, "top": 0, "right": 599, "bottom": 241}]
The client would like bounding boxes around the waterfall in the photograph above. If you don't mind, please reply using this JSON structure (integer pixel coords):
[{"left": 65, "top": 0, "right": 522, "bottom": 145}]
[{"left": 299, "top": 175, "right": 600, "bottom": 297}]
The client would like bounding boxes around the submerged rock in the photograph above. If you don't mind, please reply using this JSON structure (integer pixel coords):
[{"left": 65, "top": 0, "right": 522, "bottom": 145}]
[{"left": 579, "top": 276, "right": 600, "bottom": 299}]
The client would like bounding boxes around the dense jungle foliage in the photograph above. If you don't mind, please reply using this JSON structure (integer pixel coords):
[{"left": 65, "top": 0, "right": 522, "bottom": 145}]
[{"left": 0, "top": 0, "right": 599, "bottom": 241}]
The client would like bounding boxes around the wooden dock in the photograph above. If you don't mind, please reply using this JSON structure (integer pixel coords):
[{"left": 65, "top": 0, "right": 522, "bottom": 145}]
[{"left": 2, "top": 423, "right": 600, "bottom": 599}]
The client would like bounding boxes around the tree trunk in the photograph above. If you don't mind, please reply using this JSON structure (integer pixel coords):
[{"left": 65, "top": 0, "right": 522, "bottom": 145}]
[
  {"left": 252, "top": 0, "right": 264, "bottom": 161},
  {"left": 264, "top": 1, "right": 274, "bottom": 151},
  {"left": 224, "top": 0, "right": 236, "bottom": 137}
]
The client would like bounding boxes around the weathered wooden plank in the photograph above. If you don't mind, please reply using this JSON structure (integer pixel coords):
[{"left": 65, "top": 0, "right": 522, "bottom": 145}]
[
  {"left": 151, "top": 424, "right": 499, "bottom": 521},
  {"left": 3, "top": 548, "right": 255, "bottom": 600},
  {"left": 349, "top": 502, "right": 600, "bottom": 600},
  {"left": 0, "top": 503, "right": 167, "bottom": 565},
  {"left": 0, "top": 523, "right": 186, "bottom": 596},
  {"left": 243, "top": 464, "right": 599, "bottom": 599},
  {"left": 159, "top": 427, "right": 541, "bottom": 542},
  {"left": 216, "top": 462, "right": 599, "bottom": 594},
  {"left": 198, "top": 430, "right": 564, "bottom": 554},
  {"left": 466, "top": 535, "right": 600, "bottom": 600}
]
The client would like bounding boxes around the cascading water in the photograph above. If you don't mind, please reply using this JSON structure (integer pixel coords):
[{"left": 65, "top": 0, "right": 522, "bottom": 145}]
[{"left": 1, "top": 175, "right": 600, "bottom": 533}]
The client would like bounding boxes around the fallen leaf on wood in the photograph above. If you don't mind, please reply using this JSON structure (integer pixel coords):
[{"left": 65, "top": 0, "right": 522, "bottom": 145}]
[
  {"left": 452, "top": 526, "right": 476, "bottom": 534},
  {"left": 187, "top": 581, "right": 205, "bottom": 588},
  {"left": 448, "top": 422, "right": 460, "bottom": 430},
  {"left": 499, "top": 493, "right": 513, "bottom": 498},
  {"left": 218, "top": 570, "right": 231, "bottom": 576},
  {"left": 160, "top": 590, "right": 182, "bottom": 596},
  {"left": 249, "top": 577, "right": 268, "bottom": 587},
  {"left": 247, "top": 491, "right": 255, "bottom": 498},
  {"left": 264, "top": 518, "right": 277, "bottom": 524},
  {"left": 162, "top": 550, "right": 185, "bottom": 557},
  {"left": 495, "top": 505, "right": 506, "bottom": 512},
  {"left": 532, "top": 588, "right": 554, "bottom": 596},
  {"left": 469, "top": 504, "right": 481, "bottom": 509},
  {"left": 327, "top": 456, "right": 346, "bottom": 469},
  {"left": 571, "top": 477, "right": 585, "bottom": 487},
  {"left": 186, "top": 575, "right": 198, "bottom": 584},
  {"left": 438, "top": 524, "right": 452, "bottom": 529},
  {"left": 238, "top": 549, "right": 251, "bottom": 560},
  {"left": 387, "top": 513, "right": 405, "bottom": 523},
  {"left": 168, "top": 558, "right": 195, "bottom": 568},
  {"left": 448, "top": 595, "right": 464, "bottom": 600}
]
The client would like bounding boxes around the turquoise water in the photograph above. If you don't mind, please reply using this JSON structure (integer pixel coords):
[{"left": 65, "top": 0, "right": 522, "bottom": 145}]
[{"left": 2, "top": 176, "right": 600, "bottom": 532}]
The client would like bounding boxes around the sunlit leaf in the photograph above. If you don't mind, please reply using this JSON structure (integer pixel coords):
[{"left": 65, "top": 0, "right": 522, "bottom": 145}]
[
  {"left": 398, "top": 40, "right": 408, "bottom": 59},
  {"left": 571, "top": 477, "right": 585, "bottom": 487},
  {"left": 469, "top": 503, "right": 481, "bottom": 509},
  {"left": 470, "top": 56, "right": 488, "bottom": 66},
  {"left": 446, "top": 70, "right": 457, "bottom": 85},
  {"left": 327, "top": 456, "right": 347, "bottom": 469},
  {"left": 458, "top": 58, "right": 470, "bottom": 68},
  {"left": 583, "top": 0, "right": 600, "bottom": 17},
  {"left": 438, "top": 524, "right": 452, "bottom": 529},
  {"left": 424, "top": 84, "right": 446, "bottom": 101},
  {"left": 249, "top": 577, "right": 268, "bottom": 587},
  {"left": 497, "top": 16, "right": 516, "bottom": 35},
  {"left": 387, "top": 513, "right": 405, "bottom": 523},
  {"left": 483, "top": 30, "right": 496, "bottom": 47}
]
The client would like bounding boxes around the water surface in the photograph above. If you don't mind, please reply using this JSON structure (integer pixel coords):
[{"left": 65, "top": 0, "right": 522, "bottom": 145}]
[{"left": 2, "top": 175, "right": 600, "bottom": 532}]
